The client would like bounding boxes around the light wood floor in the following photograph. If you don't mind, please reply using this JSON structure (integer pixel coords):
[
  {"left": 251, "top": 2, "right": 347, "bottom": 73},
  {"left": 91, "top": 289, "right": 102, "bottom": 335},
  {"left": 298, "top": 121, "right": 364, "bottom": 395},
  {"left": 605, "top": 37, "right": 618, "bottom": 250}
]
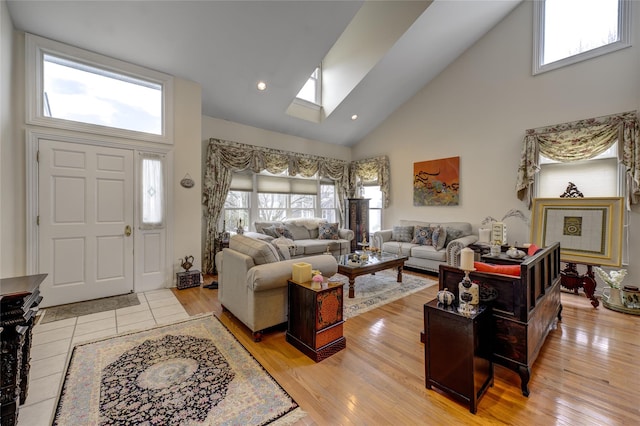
[{"left": 172, "top": 272, "right": 640, "bottom": 425}]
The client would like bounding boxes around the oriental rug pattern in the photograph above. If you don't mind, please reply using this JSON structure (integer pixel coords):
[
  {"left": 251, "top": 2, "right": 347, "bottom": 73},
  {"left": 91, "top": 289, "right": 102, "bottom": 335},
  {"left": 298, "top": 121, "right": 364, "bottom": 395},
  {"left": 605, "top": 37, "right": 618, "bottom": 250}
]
[
  {"left": 333, "top": 269, "right": 438, "bottom": 319},
  {"left": 53, "top": 315, "right": 304, "bottom": 425}
]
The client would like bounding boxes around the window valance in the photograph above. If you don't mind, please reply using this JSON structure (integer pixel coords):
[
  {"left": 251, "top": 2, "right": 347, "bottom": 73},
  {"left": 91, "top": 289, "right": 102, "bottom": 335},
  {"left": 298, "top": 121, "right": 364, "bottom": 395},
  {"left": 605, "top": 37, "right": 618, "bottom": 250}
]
[
  {"left": 516, "top": 111, "right": 640, "bottom": 209},
  {"left": 349, "top": 156, "right": 391, "bottom": 208}
]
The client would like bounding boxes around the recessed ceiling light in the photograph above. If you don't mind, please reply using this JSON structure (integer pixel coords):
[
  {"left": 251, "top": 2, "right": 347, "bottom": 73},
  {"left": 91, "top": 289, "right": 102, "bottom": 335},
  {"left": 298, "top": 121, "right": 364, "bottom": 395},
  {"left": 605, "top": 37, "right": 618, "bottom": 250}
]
[
  {"left": 351, "top": 114, "right": 358, "bottom": 120},
  {"left": 257, "top": 81, "right": 267, "bottom": 91}
]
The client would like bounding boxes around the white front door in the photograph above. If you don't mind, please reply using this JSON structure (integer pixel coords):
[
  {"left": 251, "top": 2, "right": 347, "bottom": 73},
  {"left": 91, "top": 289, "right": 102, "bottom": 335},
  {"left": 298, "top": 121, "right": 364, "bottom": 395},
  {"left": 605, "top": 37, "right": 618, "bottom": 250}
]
[{"left": 38, "top": 139, "right": 134, "bottom": 307}]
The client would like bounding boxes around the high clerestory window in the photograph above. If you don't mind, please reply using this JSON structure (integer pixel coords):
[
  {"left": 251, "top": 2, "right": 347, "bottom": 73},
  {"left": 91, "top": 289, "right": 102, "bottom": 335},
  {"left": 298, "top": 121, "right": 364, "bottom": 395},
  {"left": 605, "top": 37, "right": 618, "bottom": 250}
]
[
  {"left": 533, "top": 0, "right": 631, "bottom": 75},
  {"left": 26, "top": 33, "right": 174, "bottom": 144}
]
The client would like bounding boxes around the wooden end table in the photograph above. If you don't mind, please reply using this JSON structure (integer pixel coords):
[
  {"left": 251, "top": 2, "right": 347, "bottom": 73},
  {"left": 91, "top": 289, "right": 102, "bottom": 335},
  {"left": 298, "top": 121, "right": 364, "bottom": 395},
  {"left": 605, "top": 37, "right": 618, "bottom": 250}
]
[
  {"left": 424, "top": 299, "right": 493, "bottom": 414},
  {"left": 286, "top": 279, "right": 346, "bottom": 362},
  {"left": 337, "top": 253, "right": 409, "bottom": 298}
]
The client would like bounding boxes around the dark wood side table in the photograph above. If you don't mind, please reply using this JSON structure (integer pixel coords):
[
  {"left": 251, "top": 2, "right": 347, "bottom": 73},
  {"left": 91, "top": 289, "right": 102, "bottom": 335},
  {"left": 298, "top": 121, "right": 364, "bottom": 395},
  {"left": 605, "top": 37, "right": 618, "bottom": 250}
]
[
  {"left": 1, "top": 274, "right": 46, "bottom": 426},
  {"left": 424, "top": 299, "right": 493, "bottom": 414},
  {"left": 286, "top": 279, "right": 346, "bottom": 362}
]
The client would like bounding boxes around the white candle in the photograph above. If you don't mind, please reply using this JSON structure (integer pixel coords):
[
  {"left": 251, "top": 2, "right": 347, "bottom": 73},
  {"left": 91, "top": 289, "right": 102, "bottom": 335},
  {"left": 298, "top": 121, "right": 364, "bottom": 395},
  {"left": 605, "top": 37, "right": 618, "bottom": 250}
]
[
  {"left": 479, "top": 228, "right": 491, "bottom": 243},
  {"left": 460, "top": 247, "right": 474, "bottom": 271}
]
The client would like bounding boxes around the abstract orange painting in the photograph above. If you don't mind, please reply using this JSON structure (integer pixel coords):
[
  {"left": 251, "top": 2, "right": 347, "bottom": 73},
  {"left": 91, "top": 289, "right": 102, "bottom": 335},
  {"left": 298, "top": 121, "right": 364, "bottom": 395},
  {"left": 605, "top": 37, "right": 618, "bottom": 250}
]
[{"left": 413, "top": 156, "right": 459, "bottom": 206}]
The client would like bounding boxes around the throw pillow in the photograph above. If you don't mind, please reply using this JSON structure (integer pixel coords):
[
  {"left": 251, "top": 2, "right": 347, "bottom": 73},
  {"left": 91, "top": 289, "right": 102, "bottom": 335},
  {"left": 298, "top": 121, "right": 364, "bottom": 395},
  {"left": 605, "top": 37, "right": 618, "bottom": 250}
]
[
  {"left": 262, "top": 225, "right": 280, "bottom": 238},
  {"left": 527, "top": 244, "right": 541, "bottom": 256},
  {"left": 444, "top": 227, "right": 466, "bottom": 246},
  {"left": 318, "top": 222, "right": 340, "bottom": 240},
  {"left": 473, "top": 261, "right": 520, "bottom": 277},
  {"left": 411, "top": 226, "right": 433, "bottom": 245},
  {"left": 432, "top": 226, "right": 447, "bottom": 250},
  {"left": 392, "top": 225, "right": 414, "bottom": 242},
  {"left": 273, "top": 225, "right": 294, "bottom": 240}
]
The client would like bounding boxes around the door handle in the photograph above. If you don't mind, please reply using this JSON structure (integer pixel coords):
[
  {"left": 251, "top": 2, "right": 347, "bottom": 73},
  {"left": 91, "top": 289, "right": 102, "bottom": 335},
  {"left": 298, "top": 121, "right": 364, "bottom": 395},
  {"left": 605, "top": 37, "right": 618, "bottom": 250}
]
[{"left": 125, "top": 225, "right": 132, "bottom": 236}]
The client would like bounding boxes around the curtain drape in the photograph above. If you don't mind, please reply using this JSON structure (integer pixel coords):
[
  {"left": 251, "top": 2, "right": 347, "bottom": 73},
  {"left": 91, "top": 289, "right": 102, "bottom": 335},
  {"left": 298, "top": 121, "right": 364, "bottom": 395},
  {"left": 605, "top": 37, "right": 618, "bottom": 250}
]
[
  {"left": 516, "top": 111, "right": 640, "bottom": 208},
  {"left": 349, "top": 156, "right": 391, "bottom": 208},
  {"left": 202, "top": 138, "right": 353, "bottom": 273}
]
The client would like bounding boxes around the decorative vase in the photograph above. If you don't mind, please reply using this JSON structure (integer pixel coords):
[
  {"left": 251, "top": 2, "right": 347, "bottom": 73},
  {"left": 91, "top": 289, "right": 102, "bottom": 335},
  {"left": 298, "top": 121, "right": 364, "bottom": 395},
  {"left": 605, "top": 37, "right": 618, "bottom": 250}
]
[{"left": 437, "top": 288, "right": 455, "bottom": 306}]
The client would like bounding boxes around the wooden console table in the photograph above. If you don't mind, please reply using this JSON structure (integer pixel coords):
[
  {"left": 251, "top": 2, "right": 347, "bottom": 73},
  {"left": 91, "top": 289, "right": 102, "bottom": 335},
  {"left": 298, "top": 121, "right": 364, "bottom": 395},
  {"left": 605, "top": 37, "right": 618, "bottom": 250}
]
[{"left": 1, "top": 274, "right": 46, "bottom": 426}]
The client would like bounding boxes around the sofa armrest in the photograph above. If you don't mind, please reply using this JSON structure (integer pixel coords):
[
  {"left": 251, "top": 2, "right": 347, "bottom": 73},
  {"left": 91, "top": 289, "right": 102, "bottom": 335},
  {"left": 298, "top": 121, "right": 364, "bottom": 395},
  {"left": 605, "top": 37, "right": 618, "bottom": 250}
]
[
  {"left": 247, "top": 255, "right": 338, "bottom": 292},
  {"left": 446, "top": 234, "right": 479, "bottom": 267},
  {"left": 338, "top": 229, "right": 354, "bottom": 241},
  {"left": 372, "top": 230, "right": 393, "bottom": 248}
]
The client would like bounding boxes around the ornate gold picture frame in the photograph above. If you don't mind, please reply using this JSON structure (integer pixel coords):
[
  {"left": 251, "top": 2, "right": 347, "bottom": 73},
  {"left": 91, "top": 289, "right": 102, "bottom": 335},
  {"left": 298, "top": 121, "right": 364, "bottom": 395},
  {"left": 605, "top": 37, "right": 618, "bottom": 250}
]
[{"left": 530, "top": 197, "right": 624, "bottom": 267}]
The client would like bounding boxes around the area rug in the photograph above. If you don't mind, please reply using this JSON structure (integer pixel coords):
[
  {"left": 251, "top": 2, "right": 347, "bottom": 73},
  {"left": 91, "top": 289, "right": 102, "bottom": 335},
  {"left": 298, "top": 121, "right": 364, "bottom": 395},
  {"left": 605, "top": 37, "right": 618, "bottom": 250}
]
[
  {"left": 330, "top": 269, "right": 438, "bottom": 319},
  {"left": 53, "top": 315, "right": 304, "bottom": 425},
  {"left": 40, "top": 293, "right": 140, "bottom": 324}
]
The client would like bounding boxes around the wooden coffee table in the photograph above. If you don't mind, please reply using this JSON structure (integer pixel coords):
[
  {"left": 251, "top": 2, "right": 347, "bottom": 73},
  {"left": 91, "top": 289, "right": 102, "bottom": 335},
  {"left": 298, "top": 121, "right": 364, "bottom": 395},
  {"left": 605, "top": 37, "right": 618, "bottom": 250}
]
[{"left": 337, "top": 253, "right": 409, "bottom": 298}]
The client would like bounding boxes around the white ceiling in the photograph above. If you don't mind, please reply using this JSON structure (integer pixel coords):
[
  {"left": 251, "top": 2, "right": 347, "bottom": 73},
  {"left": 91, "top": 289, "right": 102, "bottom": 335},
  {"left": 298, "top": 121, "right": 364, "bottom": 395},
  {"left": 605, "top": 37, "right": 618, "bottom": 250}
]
[{"left": 7, "top": 0, "right": 522, "bottom": 146}]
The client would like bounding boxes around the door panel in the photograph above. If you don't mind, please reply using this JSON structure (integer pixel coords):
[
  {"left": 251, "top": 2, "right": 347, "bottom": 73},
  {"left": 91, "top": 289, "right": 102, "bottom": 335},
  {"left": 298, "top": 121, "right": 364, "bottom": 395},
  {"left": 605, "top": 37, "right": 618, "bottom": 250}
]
[{"left": 39, "top": 139, "right": 134, "bottom": 307}]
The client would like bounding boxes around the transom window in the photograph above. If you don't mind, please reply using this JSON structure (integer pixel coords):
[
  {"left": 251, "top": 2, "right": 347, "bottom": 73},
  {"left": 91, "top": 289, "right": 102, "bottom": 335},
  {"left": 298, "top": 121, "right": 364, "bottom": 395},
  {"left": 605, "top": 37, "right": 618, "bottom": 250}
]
[
  {"left": 26, "top": 33, "right": 174, "bottom": 144},
  {"left": 533, "top": 0, "right": 630, "bottom": 74},
  {"left": 43, "top": 54, "right": 162, "bottom": 135}
]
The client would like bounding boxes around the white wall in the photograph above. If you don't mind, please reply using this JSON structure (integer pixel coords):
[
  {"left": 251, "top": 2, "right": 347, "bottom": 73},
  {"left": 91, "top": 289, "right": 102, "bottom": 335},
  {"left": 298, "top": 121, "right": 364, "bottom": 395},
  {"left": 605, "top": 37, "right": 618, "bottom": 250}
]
[
  {"left": 0, "top": 3, "right": 19, "bottom": 277},
  {"left": 173, "top": 78, "right": 202, "bottom": 274},
  {"left": 202, "top": 115, "right": 352, "bottom": 161},
  {"left": 353, "top": 1, "right": 640, "bottom": 281}
]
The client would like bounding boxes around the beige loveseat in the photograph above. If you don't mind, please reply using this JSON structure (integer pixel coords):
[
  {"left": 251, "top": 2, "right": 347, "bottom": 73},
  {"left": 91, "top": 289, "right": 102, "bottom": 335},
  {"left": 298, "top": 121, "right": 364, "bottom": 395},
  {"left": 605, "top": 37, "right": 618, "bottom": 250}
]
[
  {"left": 252, "top": 218, "right": 353, "bottom": 257},
  {"left": 216, "top": 234, "right": 338, "bottom": 341},
  {"left": 373, "top": 220, "right": 478, "bottom": 274}
]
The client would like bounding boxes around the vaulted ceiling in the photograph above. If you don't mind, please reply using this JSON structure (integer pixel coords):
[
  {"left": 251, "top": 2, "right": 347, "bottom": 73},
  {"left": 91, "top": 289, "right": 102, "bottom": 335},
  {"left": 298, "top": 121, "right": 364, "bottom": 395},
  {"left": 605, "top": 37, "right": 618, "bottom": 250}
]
[{"left": 7, "top": 0, "right": 522, "bottom": 146}]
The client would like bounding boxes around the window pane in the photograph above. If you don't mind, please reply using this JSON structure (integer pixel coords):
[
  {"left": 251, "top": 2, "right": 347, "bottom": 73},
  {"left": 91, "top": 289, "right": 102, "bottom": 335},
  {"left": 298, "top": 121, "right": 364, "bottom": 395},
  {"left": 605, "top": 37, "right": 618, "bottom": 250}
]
[
  {"left": 224, "top": 191, "right": 249, "bottom": 208},
  {"left": 225, "top": 210, "right": 249, "bottom": 232},
  {"left": 363, "top": 186, "right": 383, "bottom": 208},
  {"left": 142, "top": 158, "right": 163, "bottom": 226},
  {"left": 369, "top": 210, "right": 382, "bottom": 233},
  {"left": 291, "top": 209, "right": 315, "bottom": 218},
  {"left": 258, "top": 209, "right": 286, "bottom": 222},
  {"left": 291, "top": 194, "right": 315, "bottom": 208},
  {"left": 321, "top": 209, "right": 337, "bottom": 223},
  {"left": 43, "top": 54, "right": 162, "bottom": 134},
  {"left": 259, "top": 193, "right": 287, "bottom": 208},
  {"left": 320, "top": 184, "right": 336, "bottom": 208},
  {"left": 538, "top": 158, "right": 618, "bottom": 197}
]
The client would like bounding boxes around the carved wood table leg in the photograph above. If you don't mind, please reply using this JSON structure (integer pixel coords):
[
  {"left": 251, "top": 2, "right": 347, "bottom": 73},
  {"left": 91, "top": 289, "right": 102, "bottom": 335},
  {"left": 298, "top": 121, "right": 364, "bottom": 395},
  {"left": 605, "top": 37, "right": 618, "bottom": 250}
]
[
  {"left": 518, "top": 365, "right": 531, "bottom": 397},
  {"left": 396, "top": 266, "right": 403, "bottom": 283},
  {"left": 349, "top": 278, "right": 356, "bottom": 298},
  {"left": 584, "top": 265, "right": 599, "bottom": 308},
  {"left": 557, "top": 304, "right": 563, "bottom": 321}
]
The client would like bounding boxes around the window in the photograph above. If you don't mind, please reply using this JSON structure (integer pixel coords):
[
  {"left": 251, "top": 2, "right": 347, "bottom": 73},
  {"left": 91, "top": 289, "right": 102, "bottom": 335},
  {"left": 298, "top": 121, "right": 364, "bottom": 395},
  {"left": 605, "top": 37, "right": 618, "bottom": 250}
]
[
  {"left": 43, "top": 54, "right": 162, "bottom": 135},
  {"left": 363, "top": 186, "right": 383, "bottom": 233},
  {"left": 224, "top": 191, "right": 250, "bottom": 233},
  {"left": 140, "top": 154, "right": 165, "bottom": 228},
  {"left": 257, "top": 174, "right": 317, "bottom": 221},
  {"left": 536, "top": 143, "right": 622, "bottom": 198},
  {"left": 296, "top": 66, "right": 321, "bottom": 105},
  {"left": 533, "top": 0, "right": 630, "bottom": 74},
  {"left": 222, "top": 172, "right": 339, "bottom": 231},
  {"left": 27, "top": 33, "right": 174, "bottom": 143}
]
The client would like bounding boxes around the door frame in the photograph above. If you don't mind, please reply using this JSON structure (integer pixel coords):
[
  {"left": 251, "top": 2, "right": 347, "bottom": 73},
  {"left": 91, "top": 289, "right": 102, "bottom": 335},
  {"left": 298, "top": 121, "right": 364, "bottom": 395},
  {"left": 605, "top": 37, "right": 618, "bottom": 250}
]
[{"left": 26, "top": 128, "right": 174, "bottom": 292}]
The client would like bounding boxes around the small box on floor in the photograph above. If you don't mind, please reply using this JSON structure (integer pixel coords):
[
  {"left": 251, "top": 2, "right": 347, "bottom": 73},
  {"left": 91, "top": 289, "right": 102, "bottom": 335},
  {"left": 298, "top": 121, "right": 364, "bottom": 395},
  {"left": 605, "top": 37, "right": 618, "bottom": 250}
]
[{"left": 177, "top": 270, "right": 201, "bottom": 289}]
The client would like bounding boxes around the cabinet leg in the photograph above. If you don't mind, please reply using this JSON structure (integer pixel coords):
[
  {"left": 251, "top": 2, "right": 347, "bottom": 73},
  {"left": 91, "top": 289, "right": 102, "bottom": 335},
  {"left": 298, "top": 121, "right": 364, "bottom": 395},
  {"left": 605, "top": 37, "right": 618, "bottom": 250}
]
[
  {"left": 518, "top": 366, "right": 531, "bottom": 397},
  {"left": 252, "top": 331, "right": 263, "bottom": 342},
  {"left": 582, "top": 276, "right": 599, "bottom": 308},
  {"left": 557, "top": 303, "right": 563, "bottom": 321}
]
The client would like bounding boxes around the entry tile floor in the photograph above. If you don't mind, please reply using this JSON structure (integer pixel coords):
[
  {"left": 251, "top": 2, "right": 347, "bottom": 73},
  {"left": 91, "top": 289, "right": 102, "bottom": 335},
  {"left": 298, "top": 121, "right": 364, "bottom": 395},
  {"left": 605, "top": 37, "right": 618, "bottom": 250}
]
[{"left": 17, "top": 289, "right": 191, "bottom": 426}]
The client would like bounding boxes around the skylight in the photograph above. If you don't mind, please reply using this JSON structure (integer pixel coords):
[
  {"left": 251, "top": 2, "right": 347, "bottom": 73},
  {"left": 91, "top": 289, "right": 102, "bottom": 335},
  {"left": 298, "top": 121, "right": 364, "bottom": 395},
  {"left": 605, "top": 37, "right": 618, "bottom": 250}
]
[{"left": 296, "top": 67, "right": 321, "bottom": 105}]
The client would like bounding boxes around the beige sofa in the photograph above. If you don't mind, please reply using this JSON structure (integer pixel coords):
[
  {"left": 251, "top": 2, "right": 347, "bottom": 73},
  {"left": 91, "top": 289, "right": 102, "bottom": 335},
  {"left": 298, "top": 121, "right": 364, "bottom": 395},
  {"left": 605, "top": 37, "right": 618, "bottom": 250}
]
[
  {"left": 216, "top": 234, "right": 338, "bottom": 341},
  {"left": 373, "top": 220, "right": 478, "bottom": 274},
  {"left": 252, "top": 218, "right": 353, "bottom": 257}
]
